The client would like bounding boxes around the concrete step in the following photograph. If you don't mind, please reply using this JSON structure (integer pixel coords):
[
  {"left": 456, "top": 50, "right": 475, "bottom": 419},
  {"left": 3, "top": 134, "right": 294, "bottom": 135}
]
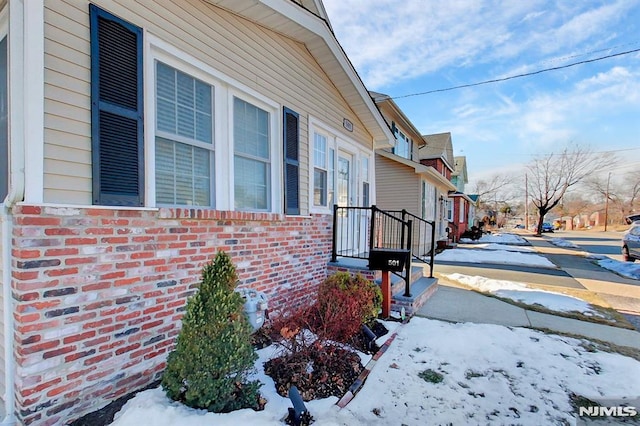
[{"left": 391, "top": 276, "right": 439, "bottom": 317}]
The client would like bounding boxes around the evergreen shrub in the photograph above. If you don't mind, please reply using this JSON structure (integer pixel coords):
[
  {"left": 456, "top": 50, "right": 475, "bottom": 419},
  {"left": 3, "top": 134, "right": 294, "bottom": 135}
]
[{"left": 161, "top": 251, "right": 262, "bottom": 412}]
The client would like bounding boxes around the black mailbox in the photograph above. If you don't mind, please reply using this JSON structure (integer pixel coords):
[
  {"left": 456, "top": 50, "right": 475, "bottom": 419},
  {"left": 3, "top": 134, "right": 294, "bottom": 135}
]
[{"left": 369, "top": 248, "right": 410, "bottom": 272}]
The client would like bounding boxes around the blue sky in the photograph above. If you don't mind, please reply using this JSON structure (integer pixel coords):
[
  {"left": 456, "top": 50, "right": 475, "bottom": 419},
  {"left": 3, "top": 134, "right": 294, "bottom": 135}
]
[{"left": 323, "top": 0, "right": 640, "bottom": 186}]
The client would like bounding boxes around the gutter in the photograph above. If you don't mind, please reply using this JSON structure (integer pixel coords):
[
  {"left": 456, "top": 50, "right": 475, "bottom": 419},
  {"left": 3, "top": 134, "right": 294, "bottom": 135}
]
[{"left": 1, "top": 0, "right": 30, "bottom": 423}]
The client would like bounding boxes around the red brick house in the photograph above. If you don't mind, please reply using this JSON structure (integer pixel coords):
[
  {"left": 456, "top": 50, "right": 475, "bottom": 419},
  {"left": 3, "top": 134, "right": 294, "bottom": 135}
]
[
  {"left": 419, "top": 133, "right": 456, "bottom": 243},
  {"left": 0, "top": 0, "right": 393, "bottom": 423},
  {"left": 448, "top": 156, "right": 476, "bottom": 242}
]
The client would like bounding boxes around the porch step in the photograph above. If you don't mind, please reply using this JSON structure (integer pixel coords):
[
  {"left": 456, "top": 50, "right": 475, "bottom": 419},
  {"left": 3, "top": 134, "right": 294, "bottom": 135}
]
[
  {"left": 374, "top": 266, "right": 424, "bottom": 297},
  {"left": 391, "top": 276, "right": 438, "bottom": 317},
  {"left": 326, "top": 258, "right": 439, "bottom": 317}
]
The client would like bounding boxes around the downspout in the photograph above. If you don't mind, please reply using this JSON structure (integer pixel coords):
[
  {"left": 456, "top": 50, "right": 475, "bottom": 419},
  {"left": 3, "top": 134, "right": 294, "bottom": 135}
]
[{"left": 2, "top": 0, "right": 29, "bottom": 424}]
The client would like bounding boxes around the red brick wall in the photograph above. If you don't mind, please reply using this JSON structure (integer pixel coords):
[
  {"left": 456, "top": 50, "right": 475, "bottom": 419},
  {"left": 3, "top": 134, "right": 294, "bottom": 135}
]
[{"left": 10, "top": 204, "right": 332, "bottom": 425}]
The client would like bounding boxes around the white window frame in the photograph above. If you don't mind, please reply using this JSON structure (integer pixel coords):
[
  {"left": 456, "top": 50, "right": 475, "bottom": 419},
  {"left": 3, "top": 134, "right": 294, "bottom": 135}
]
[
  {"left": 230, "top": 92, "right": 279, "bottom": 212},
  {"left": 144, "top": 35, "right": 281, "bottom": 212},
  {"left": 360, "top": 155, "right": 371, "bottom": 207},
  {"left": 308, "top": 117, "right": 371, "bottom": 214},
  {"left": 446, "top": 198, "right": 454, "bottom": 222},
  {"left": 459, "top": 199, "right": 465, "bottom": 223},
  {"left": 312, "top": 130, "right": 330, "bottom": 208},
  {"left": 154, "top": 61, "right": 215, "bottom": 207},
  {"left": 394, "top": 127, "right": 410, "bottom": 159}
]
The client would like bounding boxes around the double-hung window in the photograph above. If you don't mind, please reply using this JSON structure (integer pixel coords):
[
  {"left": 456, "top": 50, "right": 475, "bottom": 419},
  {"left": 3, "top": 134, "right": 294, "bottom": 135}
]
[
  {"left": 313, "top": 133, "right": 328, "bottom": 206},
  {"left": 394, "top": 128, "right": 411, "bottom": 159},
  {"left": 234, "top": 97, "right": 270, "bottom": 211},
  {"left": 361, "top": 157, "right": 370, "bottom": 207},
  {"left": 312, "top": 131, "right": 336, "bottom": 208},
  {"left": 446, "top": 199, "right": 454, "bottom": 221},
  {"left": 155, "top": 62, "right": 213, "bottom": 206}
]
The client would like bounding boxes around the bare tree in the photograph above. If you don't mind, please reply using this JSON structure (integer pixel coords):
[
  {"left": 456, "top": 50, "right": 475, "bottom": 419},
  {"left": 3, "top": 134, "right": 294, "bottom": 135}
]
[
  {"left": 586, "top": 169, "right": 640, "bottom": 224},
  {"left": 527, "top": 145, "right": 612, "bottom": 235},
  {"left": 472, "top": 173, "right": 516, "bottom": 228}
]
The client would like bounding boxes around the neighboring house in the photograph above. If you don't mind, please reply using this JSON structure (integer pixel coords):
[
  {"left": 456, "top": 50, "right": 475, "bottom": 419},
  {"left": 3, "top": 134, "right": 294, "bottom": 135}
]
[
  {"left": 451, "top": 156, "right": 468, "bottom": 193},
  {"left": 369, "top": 92, "right": 456, "bottom": 255},
  {"left": 0, "top": 1, "right": 394, "bottom": 424},
  {"left": 448, "top": 156, "right": 475, "bottom": 242},
  {"left": 419, "top": 133, "right": 457, "bottom": 243}
]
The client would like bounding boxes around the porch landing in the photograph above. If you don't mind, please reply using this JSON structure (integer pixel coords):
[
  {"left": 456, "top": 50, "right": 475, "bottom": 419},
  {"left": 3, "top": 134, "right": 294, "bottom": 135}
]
[{"left": 327, "top": 259, "right": 438, "bottom": 317}]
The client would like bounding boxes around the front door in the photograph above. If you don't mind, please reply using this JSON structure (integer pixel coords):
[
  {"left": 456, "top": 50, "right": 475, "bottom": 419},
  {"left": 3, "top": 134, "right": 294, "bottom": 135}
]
[{"left": 336, "top": 152, "right": 353, "bottom": 255}]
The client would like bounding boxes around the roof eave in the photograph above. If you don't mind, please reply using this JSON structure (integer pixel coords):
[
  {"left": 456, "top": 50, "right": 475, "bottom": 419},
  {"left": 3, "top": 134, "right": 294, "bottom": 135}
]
[{"left": 206, "top": 0, "right": 394, "bottom": 150}]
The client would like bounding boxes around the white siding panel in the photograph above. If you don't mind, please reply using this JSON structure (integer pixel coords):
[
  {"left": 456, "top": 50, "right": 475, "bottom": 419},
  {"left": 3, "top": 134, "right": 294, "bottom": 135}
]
[{"left": 43, "top": 0, "right": 374, "bottom": 213}]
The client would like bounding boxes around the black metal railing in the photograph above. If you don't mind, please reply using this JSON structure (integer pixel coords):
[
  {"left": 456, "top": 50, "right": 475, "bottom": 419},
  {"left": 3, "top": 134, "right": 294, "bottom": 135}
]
[
  {"left": 384, "top": 210, "right": 436, "bottom": 278},
  {"left": 331, "top": 205, "right": 415, "bottom": 296}
]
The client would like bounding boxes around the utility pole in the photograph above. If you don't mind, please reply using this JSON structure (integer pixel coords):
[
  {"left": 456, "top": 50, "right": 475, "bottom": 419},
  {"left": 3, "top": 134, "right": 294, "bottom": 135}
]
[
  {"left": 524, "top": 173, "right": 529, "bottom": 230},
  {"left": 604, "top": 172, "right": 611, "bottom": 232}
]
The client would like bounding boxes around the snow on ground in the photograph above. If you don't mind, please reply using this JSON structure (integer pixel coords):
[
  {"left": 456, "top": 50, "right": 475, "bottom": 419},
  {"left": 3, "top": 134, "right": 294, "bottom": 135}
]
[
  {"left": 596, "top": 258, "right": 640, "bottom": 280},
  {"left": 443, "top": 273, "right": 604, "bottom": 317},
  {"left": 460, "top": 232, "right": 529, "bottom": 245},
  {"left": 110, "top": 318, "right": 640, "bottom": 426},
  {"left": 548, "top": 238, "right": 580, "bottom": 249},
  {"left": 436, "top": 248, "right": 557, "bottom": 269},
  {"left": 466, "top": 243, "right": 534, "bottom": 252}
]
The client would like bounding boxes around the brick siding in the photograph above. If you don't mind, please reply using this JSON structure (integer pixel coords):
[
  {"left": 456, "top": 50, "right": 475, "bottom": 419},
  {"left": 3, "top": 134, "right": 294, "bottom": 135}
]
[{"left": 10, "top": 204, "right": 332, "bottom": 425}]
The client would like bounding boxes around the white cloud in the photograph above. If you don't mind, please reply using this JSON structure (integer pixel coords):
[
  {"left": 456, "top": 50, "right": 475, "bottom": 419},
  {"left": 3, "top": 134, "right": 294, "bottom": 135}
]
[{"left": 324, "top": 0, "right": 640, "bottom": 89}]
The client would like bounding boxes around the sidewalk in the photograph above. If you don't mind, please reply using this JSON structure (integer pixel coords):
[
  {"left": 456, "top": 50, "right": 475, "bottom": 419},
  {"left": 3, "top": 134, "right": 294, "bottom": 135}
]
[
  {"left": 415, "top": 234, "right": 640, "bottom": 350},
  {"left": 415, "top": 284, "right": 640, "bottom": 350}
]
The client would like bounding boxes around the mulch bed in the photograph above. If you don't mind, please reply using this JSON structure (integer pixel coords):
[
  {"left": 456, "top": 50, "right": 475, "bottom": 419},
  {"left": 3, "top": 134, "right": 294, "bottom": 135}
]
[
  {"left": 69, "top": 320, "right": 389, "bottom": 424},
  {"left": 263, "top": 320, "right": 389, "bottom": 401},
  {"left": 69, "top": 380, "right": 161, "bottom": 426}
]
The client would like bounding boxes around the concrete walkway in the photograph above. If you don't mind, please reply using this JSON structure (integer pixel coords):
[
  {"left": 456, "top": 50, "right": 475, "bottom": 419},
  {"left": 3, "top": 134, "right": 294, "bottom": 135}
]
[
  {"left": 415, "top": 284, "right": 640, "bottom": 350},
  {"left": 415, "top": 234, "right": 640, "bottom": 350}
]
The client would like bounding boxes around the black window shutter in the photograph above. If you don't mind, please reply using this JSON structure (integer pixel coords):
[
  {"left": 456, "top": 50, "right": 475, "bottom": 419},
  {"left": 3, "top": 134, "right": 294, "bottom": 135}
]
[
  {"left": 283, "top": 108, "right": 300, "bottom": 215},
  {"left": 391, "top": 121, "right": 397, "bottom": 154},
  {"left": 0, "top": 37, "right": 8, "bottom": 202},
  {"left": 90, "top": 5, "right": 144, "bottom": 206}
]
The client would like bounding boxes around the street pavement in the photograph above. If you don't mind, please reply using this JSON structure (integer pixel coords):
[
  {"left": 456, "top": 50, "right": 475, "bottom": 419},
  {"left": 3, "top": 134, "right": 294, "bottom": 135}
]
[{"left": 415, "top": 234, "right": 640, "bottom": 350}]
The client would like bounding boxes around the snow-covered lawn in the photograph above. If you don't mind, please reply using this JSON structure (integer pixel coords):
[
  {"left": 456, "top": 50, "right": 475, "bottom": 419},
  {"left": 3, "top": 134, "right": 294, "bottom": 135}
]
[
  {"left": 443, "top": 273, "right": 604, "bottom": 318},
  {"left": 110, "top": 318, "right": 640, "bottom": 426},
  {"left": 460, "top": 232, "right": 529, "bottom": 245},
  {"left": 436, "top": 248, "right": 557, "bottom": 269}
]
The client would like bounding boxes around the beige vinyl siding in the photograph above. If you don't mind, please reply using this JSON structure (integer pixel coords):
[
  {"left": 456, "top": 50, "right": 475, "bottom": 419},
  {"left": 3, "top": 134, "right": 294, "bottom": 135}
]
[
  {"left": 375, "top": 155, "right": 420, "bottom": 214},
  {"left": 43, "top": 0, "right": 373, "bottom": 214}
]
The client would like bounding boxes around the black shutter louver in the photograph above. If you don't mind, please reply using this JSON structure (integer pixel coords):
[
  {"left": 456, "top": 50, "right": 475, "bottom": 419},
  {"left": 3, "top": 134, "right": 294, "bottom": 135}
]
[
  {"left": 0, "top": 37, "right": 7, "bottom": 202},
  {"left": 283, "top": 108, "right": 300, "bottom": 215},
  {"left": 90, "top": 5, "right": 144, "bottom": 206}
]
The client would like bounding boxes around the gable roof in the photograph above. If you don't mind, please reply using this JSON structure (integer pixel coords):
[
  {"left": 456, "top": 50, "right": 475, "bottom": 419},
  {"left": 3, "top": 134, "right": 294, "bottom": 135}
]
[
  {"left": 369, "top": 91, "right": 427, "bottom": 147},
  {"left": 420, "top": 132, "right": 455, "bottom": 171},
  {"left": 208, "top": 0, "right": 394, "bottom": 149}
]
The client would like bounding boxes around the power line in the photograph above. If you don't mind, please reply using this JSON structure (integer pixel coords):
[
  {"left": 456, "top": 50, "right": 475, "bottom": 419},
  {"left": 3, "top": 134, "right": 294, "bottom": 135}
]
[{"left": 391, "top": 47, "right": 640, "bottom": 100}]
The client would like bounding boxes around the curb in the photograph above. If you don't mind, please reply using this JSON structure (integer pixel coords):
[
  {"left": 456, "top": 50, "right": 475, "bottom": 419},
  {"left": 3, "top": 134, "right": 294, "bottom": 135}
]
[{"left": 336, "top": 328, "right": 400, "bottom": 408}]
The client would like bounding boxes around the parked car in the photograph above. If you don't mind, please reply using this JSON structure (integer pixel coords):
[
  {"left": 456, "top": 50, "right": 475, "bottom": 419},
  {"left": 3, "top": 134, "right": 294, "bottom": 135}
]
[
  {"left": 541, "top": 222, "right": 554, "bottom": 233},
  {"left": 622, "top": 222, "right": 640, "bottom": 262},
  {"left": 625, "top": 214, "right": 640, "bottom": 225}
]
